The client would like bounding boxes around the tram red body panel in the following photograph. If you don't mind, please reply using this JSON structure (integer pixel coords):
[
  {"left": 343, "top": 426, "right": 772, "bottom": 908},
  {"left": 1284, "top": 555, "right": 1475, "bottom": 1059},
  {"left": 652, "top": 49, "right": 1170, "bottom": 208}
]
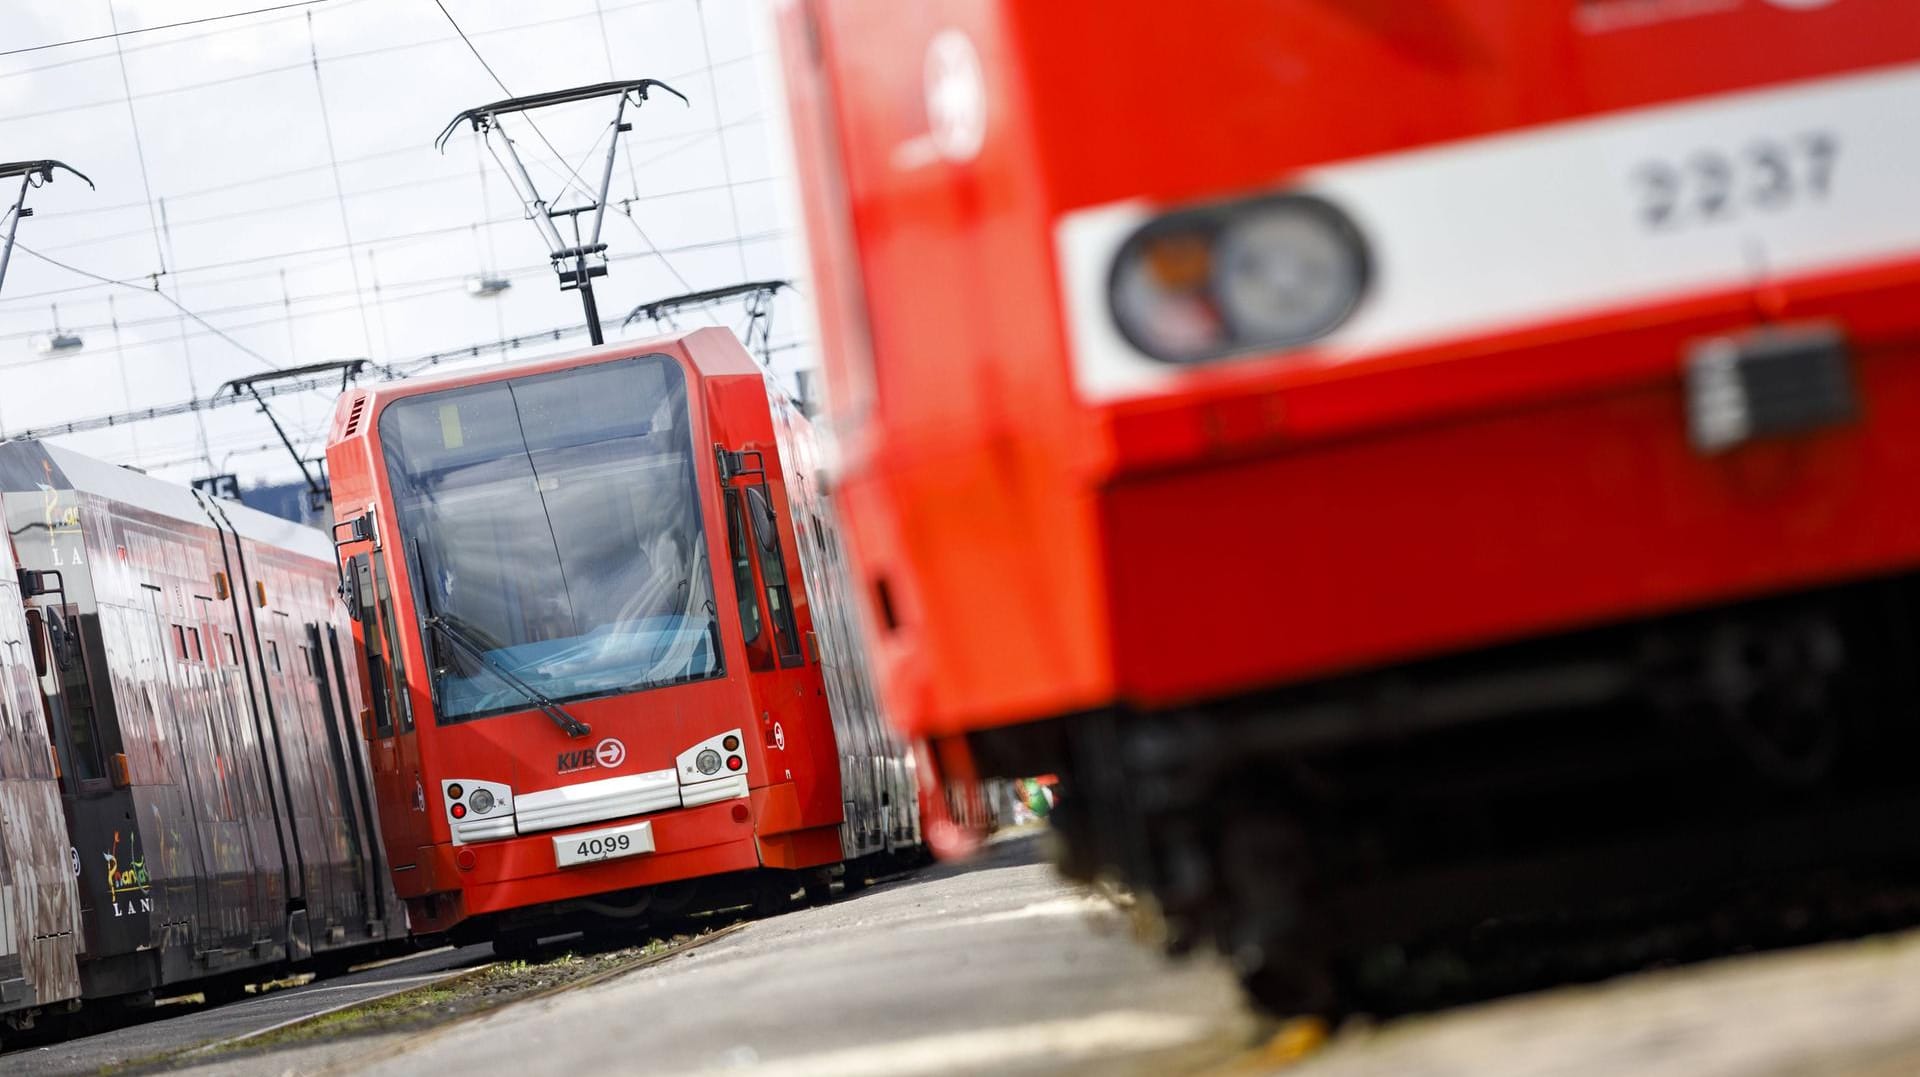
[
  {"left": 326, "top": 328, "right": 902, "bottom": 933},
  {"left": 775, "top": 0, "right": 1920, "bottom": 740}
]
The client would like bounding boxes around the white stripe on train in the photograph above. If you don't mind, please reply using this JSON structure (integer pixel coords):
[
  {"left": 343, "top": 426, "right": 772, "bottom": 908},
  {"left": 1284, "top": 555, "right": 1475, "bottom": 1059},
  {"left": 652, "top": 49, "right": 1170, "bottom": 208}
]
[{"left": 1056, "top": 61, "right": 1920, "bottom": 403}]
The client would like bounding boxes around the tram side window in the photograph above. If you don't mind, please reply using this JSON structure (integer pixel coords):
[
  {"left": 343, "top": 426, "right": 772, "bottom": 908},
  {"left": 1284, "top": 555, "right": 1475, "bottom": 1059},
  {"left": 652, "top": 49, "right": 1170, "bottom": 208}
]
[
  {"left": 746, "top": 486, "right": 805, "bottom": 667},
  {"left": 26, "top": 607, "right": 105, "bottom": 782},
  {"left": 725, "top": 489, "right": 772, "bottom": 671}
]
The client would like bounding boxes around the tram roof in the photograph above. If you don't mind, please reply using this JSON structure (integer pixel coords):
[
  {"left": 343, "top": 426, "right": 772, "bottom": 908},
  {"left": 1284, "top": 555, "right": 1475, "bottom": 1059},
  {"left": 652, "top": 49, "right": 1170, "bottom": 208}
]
[
  {"left": 357, "top": 326, "right": 760, "bottom": 406},
  {"left": 0, "top": 439, "right": 332, "bottom": 562}
]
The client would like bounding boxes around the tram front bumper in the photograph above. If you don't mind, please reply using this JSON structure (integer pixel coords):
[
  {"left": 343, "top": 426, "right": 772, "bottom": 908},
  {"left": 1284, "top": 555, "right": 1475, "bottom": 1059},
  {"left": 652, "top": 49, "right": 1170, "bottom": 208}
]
[{"left": 418, "top": 797, "right": 762, "bottom": 918}]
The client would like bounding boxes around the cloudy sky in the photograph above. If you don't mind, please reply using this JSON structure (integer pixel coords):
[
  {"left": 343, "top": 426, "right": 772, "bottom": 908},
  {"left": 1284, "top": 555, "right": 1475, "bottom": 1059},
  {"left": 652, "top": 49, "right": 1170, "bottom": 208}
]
[{"left": 0, "top": 0, "right": 809, "bottom": 488}]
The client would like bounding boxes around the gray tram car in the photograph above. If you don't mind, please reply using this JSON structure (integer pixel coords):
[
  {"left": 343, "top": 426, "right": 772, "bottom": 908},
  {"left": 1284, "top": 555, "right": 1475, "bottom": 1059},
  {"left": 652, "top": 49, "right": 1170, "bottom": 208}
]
[{"left": 0, "top": 440, "right": 401, "bottom": 1034}]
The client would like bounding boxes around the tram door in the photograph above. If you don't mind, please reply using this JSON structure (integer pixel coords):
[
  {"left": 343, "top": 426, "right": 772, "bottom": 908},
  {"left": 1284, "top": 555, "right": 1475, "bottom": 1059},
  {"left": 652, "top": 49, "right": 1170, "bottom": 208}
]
[
  {"left": 139, "top": 585, "right": 216, "bottom": 954},
  {"left": 345, "top": 547, "right": 430, "bottom": 890},
  {"left": 1, "top": 569, "right": 82, "bottom": 1006},
  {"left": 307, "top": 622, "right": 386, "bottom": 928}
]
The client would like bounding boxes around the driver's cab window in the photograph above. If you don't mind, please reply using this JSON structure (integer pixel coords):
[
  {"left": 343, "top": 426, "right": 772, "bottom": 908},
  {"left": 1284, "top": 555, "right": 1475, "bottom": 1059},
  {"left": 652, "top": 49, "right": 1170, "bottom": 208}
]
[
  {"left": 350, "top": 553, "right": 397, "bottom": 738},
  {"left": 746, "top": 486, "right": 804, "bottom": 667},
  {"left": 725, "top": 489, "right": 773, "bottom": 671}
]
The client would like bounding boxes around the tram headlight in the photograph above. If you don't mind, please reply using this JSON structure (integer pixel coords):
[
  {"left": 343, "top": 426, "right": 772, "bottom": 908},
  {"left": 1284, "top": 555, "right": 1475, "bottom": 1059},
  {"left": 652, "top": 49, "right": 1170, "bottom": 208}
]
[
  {"left": 1109, "top": 194, "right": 1368, "bottom": 364},
  {"left": 696, "top": 749, "right": 722, "bottom": 776},
  {"left": 468, "top": 787, "right": 495, "bottom": 815}
]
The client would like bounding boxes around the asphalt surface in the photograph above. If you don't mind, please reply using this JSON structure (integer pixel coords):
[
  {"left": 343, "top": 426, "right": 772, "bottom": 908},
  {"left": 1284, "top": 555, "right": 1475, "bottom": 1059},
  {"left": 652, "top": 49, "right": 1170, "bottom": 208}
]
[
  {"left": 1287, "top": 928, "right": 1920, "bottom": 1077},
  {"left": 4, "top": 942, "right": 492, "bottom": 1075},
  {"left": 25, "top": 830, "right": 1920, "bottom": 1075},
  {"left": 179, "top": 832, "right": 1260, "bottom": 1076}
]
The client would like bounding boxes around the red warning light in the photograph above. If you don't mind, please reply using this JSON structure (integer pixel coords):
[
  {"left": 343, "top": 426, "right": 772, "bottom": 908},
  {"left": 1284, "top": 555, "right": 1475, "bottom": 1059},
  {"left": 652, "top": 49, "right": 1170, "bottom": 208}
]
[
  {"left": 726, "top": 755, "right": 743, "bottom": 772},
  {"left": 451, "top": 803, "right": 467, "bottom": 819}
]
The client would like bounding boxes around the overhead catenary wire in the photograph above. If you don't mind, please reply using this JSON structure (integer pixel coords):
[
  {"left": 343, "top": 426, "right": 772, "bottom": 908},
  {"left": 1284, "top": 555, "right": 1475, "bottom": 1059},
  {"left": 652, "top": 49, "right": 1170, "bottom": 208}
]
[
  {"left": 104, "top": 0, "right": 169, "bottom": 274},
  {"left": 591, "top": 0, "right": 647, "bottom": 208},
  {"left": 0, "top": 0, "right": 368, "bottom": 80},
  {"left": 0, "top": 231, "right": 790, "bottom": 369},
  {"left": 22, "top": 120, "right": 765, "bottom": 261},
  {"left": 0, "top": 202, "right": 648, "bottom": 306},
  {"left": 12, "top": 242, "right": 287, "bottom": 370},
  {"left": 17, "top": 306, "right": 810, "bottom": 446},
  {"left": 16, "top": 320, "right": 603, "bottom": 441},
  {"left": 0, "top": 4, "right": 733, "bottom": 131},
  {"left": 106, "top": 0, "right": 217, "bottom": 467},
  {"left": 693, "top": 0, "right": 750, "bottom": 280},
  {"left": 307, "top": 10, "right": 377, "bottom": 357},
  {"left": 0, "top": 218, "right": 803, "bottom": 348},
  {"left": 156, "top": 196, "right": 219, "bottom": 469},
  {"left": 106, "top": 292, "right": 142, "bottom": 460},
  {"left": 0, "top": 0, "right": 334, "bottom": 59},
  {"left": 0, "top": 0, "right": 646, "bottom": 82}
]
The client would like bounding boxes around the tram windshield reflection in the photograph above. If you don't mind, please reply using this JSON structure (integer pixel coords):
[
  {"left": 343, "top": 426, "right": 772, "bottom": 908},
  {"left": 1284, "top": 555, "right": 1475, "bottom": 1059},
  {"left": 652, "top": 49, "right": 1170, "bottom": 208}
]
[{"left": 380, "top": 354, "right": 722, "bottom": 723}]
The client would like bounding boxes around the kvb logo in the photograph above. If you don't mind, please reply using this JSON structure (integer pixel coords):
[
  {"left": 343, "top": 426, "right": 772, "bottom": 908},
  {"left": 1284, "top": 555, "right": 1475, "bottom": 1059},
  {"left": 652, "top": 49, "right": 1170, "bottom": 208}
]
[
  {"left": 595, "top": 737, "right": 626, "bottom": 768},
  {"left": 558, "top": 737, "right": 627, "bottom": 773}
]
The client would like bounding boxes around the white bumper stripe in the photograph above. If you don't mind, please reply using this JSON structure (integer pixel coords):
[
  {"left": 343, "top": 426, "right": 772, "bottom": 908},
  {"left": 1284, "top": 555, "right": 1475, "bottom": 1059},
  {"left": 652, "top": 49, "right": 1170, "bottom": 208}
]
[
  {"left": 452, "top": 815, "right": 517, "bottom": 844},
  {"left": 514, "top": 769, "right": 681, "bottom": 834},
  {"left": 679, "top": 773, "right": 750, "bottom": 807}
]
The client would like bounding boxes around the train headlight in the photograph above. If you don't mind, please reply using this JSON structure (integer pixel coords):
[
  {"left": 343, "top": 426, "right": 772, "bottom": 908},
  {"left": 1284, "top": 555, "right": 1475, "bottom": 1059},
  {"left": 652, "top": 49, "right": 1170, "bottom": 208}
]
[
  {"left": 468, "top": 787, "right": 495, "bottom": 815},
  {"left": 1109, "top": 195, "right": 1367, "bottom": 363},
  {"left": 696, "top": 749, "right": 722, "bottom": 776}
]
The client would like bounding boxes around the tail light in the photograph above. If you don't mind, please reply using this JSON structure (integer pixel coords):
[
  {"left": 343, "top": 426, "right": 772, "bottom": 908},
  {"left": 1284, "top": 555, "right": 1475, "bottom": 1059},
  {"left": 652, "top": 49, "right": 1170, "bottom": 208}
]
[{"left": 1110, "top": 194, "right": 1369, "bottom": 363}]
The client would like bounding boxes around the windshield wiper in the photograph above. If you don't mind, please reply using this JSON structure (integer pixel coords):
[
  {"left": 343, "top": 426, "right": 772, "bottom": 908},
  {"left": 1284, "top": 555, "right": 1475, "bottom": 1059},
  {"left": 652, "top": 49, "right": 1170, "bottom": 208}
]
[
  {"left": 424, "top": 614, "right": 591, "bottom": 740},
  {"left": 412, "top": 540, "right": 589, "bottom": 738}
]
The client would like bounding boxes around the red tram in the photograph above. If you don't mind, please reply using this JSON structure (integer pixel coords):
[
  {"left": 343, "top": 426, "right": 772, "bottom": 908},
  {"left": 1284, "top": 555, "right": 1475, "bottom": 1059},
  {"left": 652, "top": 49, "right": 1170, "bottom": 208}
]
[
  {"left": 324, "top": 327, "right": 915, "bottom": 950},
  {"left": 776, "top": 0, "right": 1920, "bottom": 1008},
  {"left": 0, "top": 440, "right": 401, "bottom": 1036}
]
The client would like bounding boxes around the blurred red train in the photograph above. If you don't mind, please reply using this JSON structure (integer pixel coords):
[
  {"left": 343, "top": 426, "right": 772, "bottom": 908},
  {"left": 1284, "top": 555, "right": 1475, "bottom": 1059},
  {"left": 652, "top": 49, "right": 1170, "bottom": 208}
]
[
  {"left": 776, "top": 0, "right": 1920, "bottom": 1007},
  {"left": 325, "top": 328, "right": 917, "bottom": 952}
]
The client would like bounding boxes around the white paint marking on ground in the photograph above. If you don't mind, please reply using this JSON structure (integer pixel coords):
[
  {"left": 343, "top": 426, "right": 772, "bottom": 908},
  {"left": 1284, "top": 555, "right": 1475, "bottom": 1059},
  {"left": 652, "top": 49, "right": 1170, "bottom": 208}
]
[
  {"left": 944, "top": 895, "right": 1116, "bottom": 928},
  {"left": 256, "top": 969, "right": 470, "bottom": 1000},
  {"left": 720, "top": 1011, "right": 1207, "bottom": 1077},
  {"left": 346, "top": 945, "right": 455, "bottom": 975},
  {"left": 182, "top": 965, "right": 491, "bottom": 1055}
]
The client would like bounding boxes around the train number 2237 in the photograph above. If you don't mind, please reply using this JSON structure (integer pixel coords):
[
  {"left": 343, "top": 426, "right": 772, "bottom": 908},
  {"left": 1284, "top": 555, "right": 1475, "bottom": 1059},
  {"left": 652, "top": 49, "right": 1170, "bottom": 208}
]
[{"left": 1633, "top": 132, "right": 1838, "bottom": 230}]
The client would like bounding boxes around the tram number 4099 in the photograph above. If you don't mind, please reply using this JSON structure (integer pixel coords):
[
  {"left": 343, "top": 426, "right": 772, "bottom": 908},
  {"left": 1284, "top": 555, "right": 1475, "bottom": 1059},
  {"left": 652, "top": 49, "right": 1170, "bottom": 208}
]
[{"left": 554, "top": 821, "right": 654, "bottom": 868}]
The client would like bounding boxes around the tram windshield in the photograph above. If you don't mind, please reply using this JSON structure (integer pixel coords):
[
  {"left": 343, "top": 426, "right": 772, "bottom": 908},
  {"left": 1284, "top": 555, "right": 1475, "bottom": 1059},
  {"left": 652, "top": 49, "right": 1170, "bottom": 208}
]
[{"left": 380, "top": 354, "right": 722, "bottom": 723}]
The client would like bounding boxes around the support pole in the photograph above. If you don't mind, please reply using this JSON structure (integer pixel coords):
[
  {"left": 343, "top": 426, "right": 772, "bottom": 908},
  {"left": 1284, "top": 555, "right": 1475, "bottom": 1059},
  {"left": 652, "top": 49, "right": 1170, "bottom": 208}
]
[
  {"left": 486, "top": 128, "right": 567, "bottom": 253},
  {"left": 247, "top": 384, "right": 324, "bottom": 498},
  {"left": 588, "top": 95, "right": 630, "bottom": 249},
  {"left": 0, "top": 175, "right": 32, "bottom": 296},
  {"left": 580, "top": 267, "right": 605, "bottom": 346}
]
